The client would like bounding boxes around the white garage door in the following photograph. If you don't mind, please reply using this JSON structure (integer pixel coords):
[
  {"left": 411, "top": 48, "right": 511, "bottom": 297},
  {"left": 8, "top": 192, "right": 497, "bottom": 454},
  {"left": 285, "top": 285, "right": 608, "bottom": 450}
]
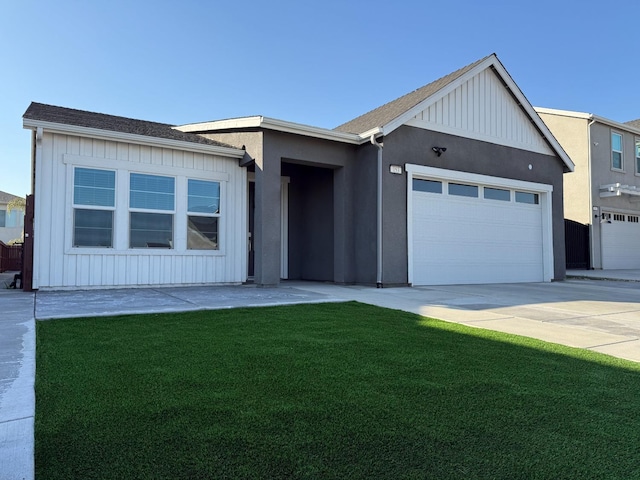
[
  {"left": 601, "top": 213, "right": 640, "bottom": 269},
  {"left": 408, "top": 167, "right": 552, "bottom": 286}
]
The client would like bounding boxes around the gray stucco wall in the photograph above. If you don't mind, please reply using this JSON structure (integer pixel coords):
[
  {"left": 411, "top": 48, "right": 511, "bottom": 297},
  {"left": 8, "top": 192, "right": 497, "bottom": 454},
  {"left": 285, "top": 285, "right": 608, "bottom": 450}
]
[{"left": 379, "top": 125, "right": 567, "bottom": 284}]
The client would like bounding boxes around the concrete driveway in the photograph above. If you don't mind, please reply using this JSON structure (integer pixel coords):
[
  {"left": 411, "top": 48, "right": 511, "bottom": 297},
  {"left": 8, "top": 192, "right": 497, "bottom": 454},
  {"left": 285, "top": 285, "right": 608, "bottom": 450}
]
[{"left": 294, "top": 279, "right": 640, "bottom": 362}]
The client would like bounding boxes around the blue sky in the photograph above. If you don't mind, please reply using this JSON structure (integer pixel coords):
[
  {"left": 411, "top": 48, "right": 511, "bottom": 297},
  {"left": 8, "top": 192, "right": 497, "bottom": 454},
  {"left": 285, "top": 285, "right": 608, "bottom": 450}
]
[{"left": 1, "top": 0, "right": 639, "bottom": 197}]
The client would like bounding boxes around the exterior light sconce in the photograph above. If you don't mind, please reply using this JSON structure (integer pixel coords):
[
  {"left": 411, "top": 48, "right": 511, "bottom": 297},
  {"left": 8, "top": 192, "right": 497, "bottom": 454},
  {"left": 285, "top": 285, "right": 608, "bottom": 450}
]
[{"left": 432, "top": 146, "right": 447, "bottom": 157}]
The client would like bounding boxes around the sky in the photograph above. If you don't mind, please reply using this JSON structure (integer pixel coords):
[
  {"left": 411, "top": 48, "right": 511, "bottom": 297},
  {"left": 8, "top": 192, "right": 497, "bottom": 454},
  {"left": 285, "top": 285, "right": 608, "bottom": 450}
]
[{"left": 1, "top": 0, "right": 639, "bottom": 198}]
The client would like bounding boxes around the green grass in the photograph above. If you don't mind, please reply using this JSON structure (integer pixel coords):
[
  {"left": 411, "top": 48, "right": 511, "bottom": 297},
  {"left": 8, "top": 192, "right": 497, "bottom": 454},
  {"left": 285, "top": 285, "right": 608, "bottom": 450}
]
[{"left": 36, "top": 302, "right": 640, "bottom": 479}]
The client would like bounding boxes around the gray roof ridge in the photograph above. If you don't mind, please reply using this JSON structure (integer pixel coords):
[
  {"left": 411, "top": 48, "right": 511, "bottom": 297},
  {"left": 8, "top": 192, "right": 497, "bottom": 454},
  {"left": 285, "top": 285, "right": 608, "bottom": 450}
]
[{"left": 333, "top": 54, "right": 494, "bottom": 135}]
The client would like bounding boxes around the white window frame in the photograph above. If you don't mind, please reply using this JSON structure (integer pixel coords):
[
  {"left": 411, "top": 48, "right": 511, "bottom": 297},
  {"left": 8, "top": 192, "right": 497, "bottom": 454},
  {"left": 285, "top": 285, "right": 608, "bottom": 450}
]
[
  {"left": 635, "top": 137, "right": 640, "bottom": 176},
  {"left": 129, "top": 172, "right": 176, "bottom": 249},
  {"left": 611, "top": 131, "right": 624, "bottom": 172},
  {"left": 72, "top": 167, "right": 116, "bottom": 248},
  {"left": 187, "top": 179, "right": 221, "bottom": 250}
]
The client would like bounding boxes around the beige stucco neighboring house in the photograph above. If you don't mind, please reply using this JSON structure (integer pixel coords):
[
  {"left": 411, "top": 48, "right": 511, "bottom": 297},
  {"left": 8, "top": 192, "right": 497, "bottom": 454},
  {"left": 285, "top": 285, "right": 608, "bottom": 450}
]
[
  {"left": 536, "top": 108, "right": 640, "bottom": 269},
  {"left": 0, "top": 191, "right": 25, "bottom": 244}
]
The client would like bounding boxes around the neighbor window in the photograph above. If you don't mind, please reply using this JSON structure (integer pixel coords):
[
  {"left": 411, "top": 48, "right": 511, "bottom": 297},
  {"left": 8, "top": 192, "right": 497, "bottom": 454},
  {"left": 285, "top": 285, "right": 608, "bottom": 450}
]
[
  {"left": 612, "top": 132, "right": 623, "bottom": 170},
  {"left": 187, "top": 179, "right": 220, "bottom": 250},
  {"left": 129, "top": 173, "right": 175, "bottom": 248},
  {"left": 635, "top": 139, "right": 640, "bottom": 175},
  {"left": 0, "top": 210, "right": 5, "bottom": 228},
  {"left": 73, "top": 167, "right": 115, "bottom": 247}
]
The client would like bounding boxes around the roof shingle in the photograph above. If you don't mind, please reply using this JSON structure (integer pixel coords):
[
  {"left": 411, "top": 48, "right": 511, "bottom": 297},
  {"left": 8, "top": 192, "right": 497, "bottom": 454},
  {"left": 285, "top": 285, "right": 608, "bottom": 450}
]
[
  {"left": 23, "top": 103, "right": 236, "bottom": 149},
  {"left": 334, "top": 55, "right": 492, "bottom": 135}
]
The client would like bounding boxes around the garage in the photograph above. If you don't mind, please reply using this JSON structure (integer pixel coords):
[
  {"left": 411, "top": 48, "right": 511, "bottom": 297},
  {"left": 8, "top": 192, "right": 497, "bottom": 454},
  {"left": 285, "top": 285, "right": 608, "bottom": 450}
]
[
  {"left": 601, "top": 212, "right": 640, "bottom": 269},
  {"left": 406, "top": 165, "right": 554, "bottom": 286}
]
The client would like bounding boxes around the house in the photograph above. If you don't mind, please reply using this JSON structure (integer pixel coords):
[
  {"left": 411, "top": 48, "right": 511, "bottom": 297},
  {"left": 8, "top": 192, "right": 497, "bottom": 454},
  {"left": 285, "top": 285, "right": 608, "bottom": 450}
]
[
  {"left": 536, "top": 108, "right": 640, "bottom": 270},
  {"left": 0, "top": 191, "right": 25, "bottom": 244},
  {"left": 23, "top": 53, "right": 573, "bottom": 290}
]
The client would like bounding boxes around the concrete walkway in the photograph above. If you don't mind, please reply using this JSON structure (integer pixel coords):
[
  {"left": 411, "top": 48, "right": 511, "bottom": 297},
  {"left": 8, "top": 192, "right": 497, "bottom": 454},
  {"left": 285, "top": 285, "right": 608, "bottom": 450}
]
[{"left": 1, "top": 272, "right": 639, "bottom": 480}]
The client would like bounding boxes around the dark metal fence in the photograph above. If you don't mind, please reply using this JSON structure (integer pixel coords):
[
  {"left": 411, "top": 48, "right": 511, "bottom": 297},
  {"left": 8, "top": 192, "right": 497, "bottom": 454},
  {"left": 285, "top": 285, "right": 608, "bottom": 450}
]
[{"left": 564, "top": 219, "right": 590, "bottom": 270}]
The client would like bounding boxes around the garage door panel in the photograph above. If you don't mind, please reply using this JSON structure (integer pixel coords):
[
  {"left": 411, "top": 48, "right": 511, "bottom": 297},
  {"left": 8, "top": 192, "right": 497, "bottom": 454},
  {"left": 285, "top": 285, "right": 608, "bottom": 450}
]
[
  {"left": 601, "top": 217, "right": 640, "bottom": 269},
  {"left": 412, "top": 188, "right": 544, "bottom": 285}
]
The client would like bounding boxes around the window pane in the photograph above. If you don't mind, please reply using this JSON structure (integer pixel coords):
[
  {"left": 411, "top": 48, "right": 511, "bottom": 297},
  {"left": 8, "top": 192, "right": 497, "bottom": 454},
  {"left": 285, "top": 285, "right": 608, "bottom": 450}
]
[
  {"left": 449, "top": 183, "right": 478, "bottom": 197},
  {"left": 636, "top": 140, "right": 640, "bottom": 174},
  {"left": 484, "top": 187, "right": 510, "bottom": 201},
  {"left": 130, "top": 212, "right": 173, "bottom": 248},
  {"left": 188, "top": 216, "right": 219, "bottom": 250},
  {"left": 612, "top": 133, "right": 622, "bottom": 151},
  {"left": 130, "top": 174, "right": 175, "bottom": 211},
  {"left": 5, "top": 210, "right": 23, "bottom": 228},
  {"left": 515, "top": 191, "right": 539, "bottom": 204},
  {"left": 74, "top": 168, "right": 115, "bottom": 207},
  {"left": 612, "top": 152, "right": 622, "bottom": 170},
  {"left": 0, "top": 210, "right": 5, "bottom": 228},
  {"left": 413, "top": 179, "right": 442, "bottom": 193},
  {"left": 188, "top": 180, "right": 220, "bottom": 214},
  {"left": 74, "top": 209, "right": 113, "bottom": 247}
]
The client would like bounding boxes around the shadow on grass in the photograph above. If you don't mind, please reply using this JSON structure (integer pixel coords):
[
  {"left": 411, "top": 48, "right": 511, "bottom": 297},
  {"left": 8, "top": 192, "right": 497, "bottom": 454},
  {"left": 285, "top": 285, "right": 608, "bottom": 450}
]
[{"left": 36, "top": 302, "right": 640, "bottom": 480}]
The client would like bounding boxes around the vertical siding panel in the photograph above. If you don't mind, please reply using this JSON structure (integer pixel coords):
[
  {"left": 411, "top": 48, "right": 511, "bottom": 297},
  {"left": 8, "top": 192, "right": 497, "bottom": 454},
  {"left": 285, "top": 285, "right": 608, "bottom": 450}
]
[
  {"left": 93, "top": 139, "right": 106, "bottom": 158},
  {"left": 116, "top": 142, "right": 128, "bottom": 161},
  {"left": 140, "top": 145, "right": 151, "bottom": 165},
  {"left": 129, "top": 144, "right": 140, "bottom": 165},
  {"left": 106, "top": 140, "right": 117, "bottom": 159}
]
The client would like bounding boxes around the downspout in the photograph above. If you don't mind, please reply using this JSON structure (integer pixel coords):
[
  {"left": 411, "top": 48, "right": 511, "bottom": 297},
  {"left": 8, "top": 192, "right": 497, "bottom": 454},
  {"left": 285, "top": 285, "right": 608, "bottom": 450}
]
[
  {"left": 370, "top": 134, "right": 383, "bottom": 288},
  {"left": 586, "top": 116, "right": 596, "bottom": 269}
]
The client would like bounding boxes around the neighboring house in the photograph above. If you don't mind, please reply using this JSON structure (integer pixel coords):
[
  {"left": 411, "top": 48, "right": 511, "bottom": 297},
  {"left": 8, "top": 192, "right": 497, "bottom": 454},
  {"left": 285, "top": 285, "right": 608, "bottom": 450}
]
[
  {"left": 23, "top": 53, "right": 573, "bottom": 290},
  {"left": 537, "top": 108, "right": 640, "bottom": 270},
  {"left": 0, "top": 191, "right": 25, "bottom": 244}
]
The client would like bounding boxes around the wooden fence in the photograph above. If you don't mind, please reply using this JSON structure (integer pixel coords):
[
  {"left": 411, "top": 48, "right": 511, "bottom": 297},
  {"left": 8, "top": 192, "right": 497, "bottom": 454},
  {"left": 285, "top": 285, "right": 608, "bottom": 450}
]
[{"left": 0, "top": 241, "right": 22, "bottom": 272}]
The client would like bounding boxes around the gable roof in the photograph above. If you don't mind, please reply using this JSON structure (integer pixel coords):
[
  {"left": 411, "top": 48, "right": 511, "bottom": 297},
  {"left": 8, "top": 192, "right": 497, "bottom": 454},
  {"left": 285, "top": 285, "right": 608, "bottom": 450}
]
[
  {"left": 0, "top": 191, "right": 22, "bottom": 204},
  {"left": 335, "top": 54, "right": 574, "bottom": 172},
  {"left": 624, "top": 119, "right": 640, "bottom": 130},
  {"left": 23, "top": 103, "right": 241, "bottom": 153},
  {"left": 335, "top": 55, "right": 491, "bottom": 135}
]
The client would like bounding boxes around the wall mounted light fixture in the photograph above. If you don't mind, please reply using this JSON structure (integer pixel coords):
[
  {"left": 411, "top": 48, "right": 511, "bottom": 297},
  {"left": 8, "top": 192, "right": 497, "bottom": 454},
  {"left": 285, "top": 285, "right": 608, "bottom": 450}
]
[{"left": 432, "top": 146, "right": 447, "bottom": 157}]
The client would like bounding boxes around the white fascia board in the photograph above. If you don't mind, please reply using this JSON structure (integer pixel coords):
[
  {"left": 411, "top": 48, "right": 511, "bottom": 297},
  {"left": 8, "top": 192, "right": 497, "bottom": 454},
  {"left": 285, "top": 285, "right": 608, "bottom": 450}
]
[
  {"left": 534, "top": 107, "right": 593, "bottom": 120},
  {"left": 23, "top": 118, "right": 245, "bottom": 158},
  {"left": 259, "top": 117, "right": 362, "bottom": 144},
  {"left": 177, "top": 116, "right": 363, "bottom": 145},
  {"left": 536, "top": 107, "right": 640, "bottom": 137},
  {"left": 176, "top": 116, "right": 263, "bottom": 132}
]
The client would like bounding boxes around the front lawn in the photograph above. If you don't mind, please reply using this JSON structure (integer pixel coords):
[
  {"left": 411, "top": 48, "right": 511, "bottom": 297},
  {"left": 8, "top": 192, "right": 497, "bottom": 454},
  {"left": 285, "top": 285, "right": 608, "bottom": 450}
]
[{"left": 36, "top": 302, "right": 640, "bottom": 479}]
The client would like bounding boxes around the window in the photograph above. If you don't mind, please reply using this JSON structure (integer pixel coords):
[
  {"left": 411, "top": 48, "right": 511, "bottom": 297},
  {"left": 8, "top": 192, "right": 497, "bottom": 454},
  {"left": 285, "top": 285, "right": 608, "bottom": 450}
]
[
  {"left": 635, "top": 139, "right": 640, "bottom": 175},
  {"left": 484, "top": 187, "right": 510, "bottom": 201},
  {"left": 515, "top": 191, "right": 539, "bottom": 204},
  {"left": 612, "top": 132, "right": 623, "bottom": 170},
  {"left": 448, "top": 183, "right": 478, "bottom": 197},
  {"left": 0, "top": 210, "right": 4, "bottom": 227},
  {"left": 413, "top": 178, "right": 442, "bottom": 193},
  {"left": 73, "top": 168, "right": 115, "bottom": 247},
  {"left": 130, "top": 173, "right": 175, "bottom": 248},
  {"left": 187, "top": 179, "right": 220, "bottom": 250}
]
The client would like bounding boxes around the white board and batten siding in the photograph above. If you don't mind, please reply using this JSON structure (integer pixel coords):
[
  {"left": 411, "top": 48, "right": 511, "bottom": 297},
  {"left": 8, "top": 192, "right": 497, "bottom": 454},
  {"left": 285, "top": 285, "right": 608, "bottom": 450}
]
[
  {"left": 33, "top": 132, "right": 247, "bottom": 289},
  {"left": 406, "top": 68, "right": 554, "bottom": 157}
]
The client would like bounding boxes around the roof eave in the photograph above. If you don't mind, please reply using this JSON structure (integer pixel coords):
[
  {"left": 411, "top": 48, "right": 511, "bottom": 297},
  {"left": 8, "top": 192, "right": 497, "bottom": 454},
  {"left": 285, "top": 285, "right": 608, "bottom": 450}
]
[
  {"left": 176, "top": 116, "right": 364, "bottom": 145},
  {"left": 23, "top": 118, "right": 245, "bottom": 158}
]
